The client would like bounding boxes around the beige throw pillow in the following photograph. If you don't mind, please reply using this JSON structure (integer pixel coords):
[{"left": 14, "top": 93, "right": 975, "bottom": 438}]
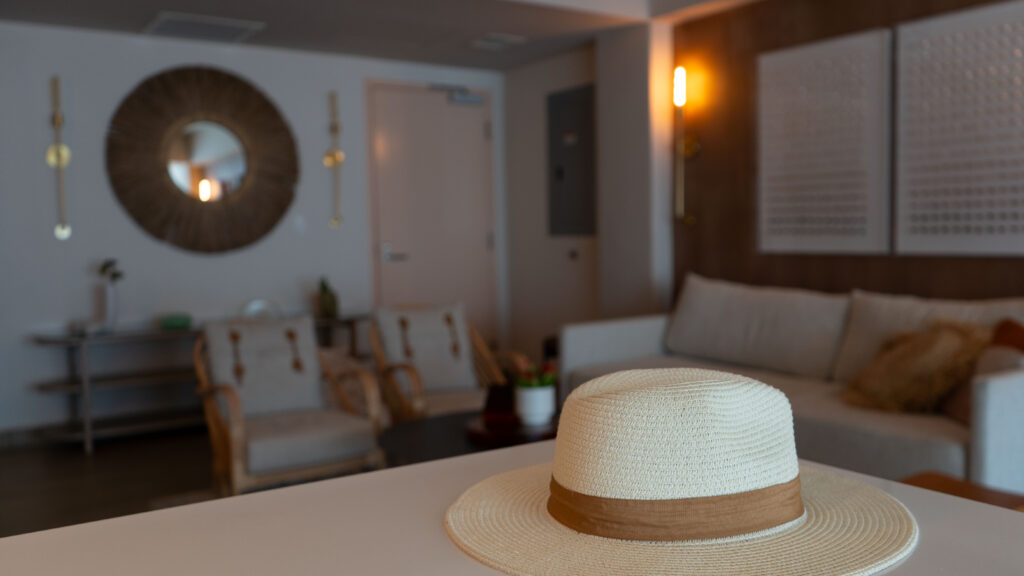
[{"left": 844, "top": 322, "right": 991, "bottom": 413}]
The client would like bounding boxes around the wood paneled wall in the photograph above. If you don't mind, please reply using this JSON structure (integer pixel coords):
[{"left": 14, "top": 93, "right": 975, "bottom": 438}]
[{"left": 674, "top": 0, "right": 1023, "bottom": 299}]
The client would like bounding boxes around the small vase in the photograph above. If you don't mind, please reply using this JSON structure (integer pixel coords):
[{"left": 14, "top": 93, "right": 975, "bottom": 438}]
[
  {"left": 516, "top": 386, "right": 556, "bottom": 428},
  {"left": 103, "top": 281, "right": 118, "bottom": 331}
]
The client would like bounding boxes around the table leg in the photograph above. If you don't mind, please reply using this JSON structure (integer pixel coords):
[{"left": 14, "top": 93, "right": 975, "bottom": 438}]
[{"left": 80, "top": 342, "right": 94, "bottom": 454}]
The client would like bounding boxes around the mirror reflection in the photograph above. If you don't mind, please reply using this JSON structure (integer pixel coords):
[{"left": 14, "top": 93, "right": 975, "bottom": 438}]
[{"left": 166, "top": 121, "right": 247, "bottom": 202}]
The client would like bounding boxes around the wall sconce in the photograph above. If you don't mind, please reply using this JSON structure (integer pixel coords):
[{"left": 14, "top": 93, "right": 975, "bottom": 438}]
[
  {"left": 674, "top": 66, "right": 701, "bottom": 225},
  {"left": 323, "top": 91, "right": 345, "bottom": 228},
  {"left": 673, "top": 67, "right": 688, "bottom": 222},
  {"left": 47, "top": 76, "right": 72, "bottom": 240}
]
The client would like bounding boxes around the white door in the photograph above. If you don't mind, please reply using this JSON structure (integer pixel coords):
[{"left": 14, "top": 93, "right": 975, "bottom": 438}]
[{"left": 369, "top": 83, "right": 498, "bottom": 341}]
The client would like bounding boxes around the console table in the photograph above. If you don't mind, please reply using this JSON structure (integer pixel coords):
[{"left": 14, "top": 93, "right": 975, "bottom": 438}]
[
  {"left": 0, "top": 443, "right": 1022, "bottom": 574},
  {"left": 32, "top": 316, "right": 368, "bottom": 454}
]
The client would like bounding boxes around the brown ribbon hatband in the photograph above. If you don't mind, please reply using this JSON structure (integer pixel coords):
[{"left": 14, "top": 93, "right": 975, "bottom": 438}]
[{"left": 547, "top": 476, "right": 803, "bottom": 541}]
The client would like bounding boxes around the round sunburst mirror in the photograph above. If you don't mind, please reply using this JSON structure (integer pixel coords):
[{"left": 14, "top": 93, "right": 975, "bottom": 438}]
[{"left": 106, "top": 67, "right": 298, "bottom": 253}]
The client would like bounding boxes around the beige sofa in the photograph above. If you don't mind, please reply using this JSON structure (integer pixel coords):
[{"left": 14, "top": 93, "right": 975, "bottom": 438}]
[{"left": 560, "top": 274, "right": 1024, "bottom": 494}]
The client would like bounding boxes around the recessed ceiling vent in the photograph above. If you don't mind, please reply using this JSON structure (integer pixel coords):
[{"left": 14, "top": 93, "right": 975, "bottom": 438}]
[
  {"left": 143, "top": 11, "right": 266, "bottom": 43},
  {"left": 472, "top": 32, "right": 527, "bottom": 52}
]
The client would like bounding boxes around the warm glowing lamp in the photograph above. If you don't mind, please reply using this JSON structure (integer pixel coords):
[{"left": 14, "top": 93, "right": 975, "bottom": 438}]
[
  {"left": 674, "top": 66, "right": 687, "bottom": 108},
  {"left": 673, "top": 66, "right": 687, "bottom": 220},
  {"left": 198, "top": 178, "right": 212, "bottom": 202}
]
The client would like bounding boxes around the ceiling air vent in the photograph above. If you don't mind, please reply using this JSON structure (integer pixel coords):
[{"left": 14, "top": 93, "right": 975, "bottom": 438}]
[
  {"left": 143, "top": 11, "right": 266, "bottom": 43},
  {"left": 472, "top": 32, "right": 526, "bottom": 52}
]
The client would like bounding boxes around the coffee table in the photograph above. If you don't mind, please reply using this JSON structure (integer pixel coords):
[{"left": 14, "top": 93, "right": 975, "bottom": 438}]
[
  {"left": 3, "top": 443, "right": 1023, "bottom": 574},
  {"left": 464, "top": 415, "right": 557, "bottom": 448},
  {"left": 379, "top": 411, "right": 485, "bottom": 468}
]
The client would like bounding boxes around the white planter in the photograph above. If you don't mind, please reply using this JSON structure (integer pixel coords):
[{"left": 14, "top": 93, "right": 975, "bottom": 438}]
[{"left": 516, "top": 386, "right": 556, "bottom": 428}]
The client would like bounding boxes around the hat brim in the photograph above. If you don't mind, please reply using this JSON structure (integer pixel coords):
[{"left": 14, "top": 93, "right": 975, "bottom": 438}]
[{"left": 445, "top": 463, "right": 918, "bottom": 576}]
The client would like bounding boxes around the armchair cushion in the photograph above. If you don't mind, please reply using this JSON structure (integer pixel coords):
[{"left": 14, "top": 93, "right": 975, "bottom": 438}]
[
  {"left": 246, "top": 410, "right": 376, "bottom": 475},
  {"left": 374, "top": 304, "right": 476, "bottom": 392},
  {"left": 204, "top": 316, "right": 324, "bottom": 416}
]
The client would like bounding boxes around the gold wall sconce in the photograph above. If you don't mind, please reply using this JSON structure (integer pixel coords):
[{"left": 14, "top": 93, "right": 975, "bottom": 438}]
[
  {"left": 674, "top": 66, "right": 701, "bottom": 225},
  {"left": 323, "top": 91, "right": 345, "bottom": 228},
  {"left": 47, "top": 76, "right": 72, "bottom": 240}
]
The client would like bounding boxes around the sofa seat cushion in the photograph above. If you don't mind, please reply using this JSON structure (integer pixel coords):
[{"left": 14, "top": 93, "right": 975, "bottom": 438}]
[
  {"left": 793, "top": 391, "right": 969, "bottom": 481},
  {"left": 246, "top": 410, "right": 376, "bottom": 476},
  {"left": 567, "top": 355, "right": 968, "bottom": 480},
  {"left": 423, "top": 388, "right": 488, "bottom": 417},
  {"left": 665, "top": 274, "right": 849, "bottom": 379}
]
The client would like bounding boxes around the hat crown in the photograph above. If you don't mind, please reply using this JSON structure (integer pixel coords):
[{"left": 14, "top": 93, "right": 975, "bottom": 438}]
[{"left": 552, "top": 369, "right": 799, "bottom": 500}]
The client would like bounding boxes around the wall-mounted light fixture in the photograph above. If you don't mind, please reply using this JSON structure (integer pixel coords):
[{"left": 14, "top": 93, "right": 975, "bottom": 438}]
[
  {"left": 673, "top": 66, "right": 688, "bottom": 221},
  {"left": 674, "top": 66, "right": 702, "bottom": 225},
  {"left": 323, "top": 91, "right": 345, "bottom": 228},
  {"left": 47, "top": 76, "right": 72, "bottom": 240},
  {"left": 674, "top": 66, "right": 687, "bottom": 108}
]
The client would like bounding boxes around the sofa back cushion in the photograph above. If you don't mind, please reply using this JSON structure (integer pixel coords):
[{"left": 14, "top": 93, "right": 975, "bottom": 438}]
[
  {"left": 374, "top": 303, "right": 476, "bottom": 392},
  {"left": 665, "top": 274, "right": 850, "bottom": 379},
  {"left": 832, "top": 291, "right": 1024, "bottom": 382},
  {"left": 204, "top": 315, "right": 325, "bottom": 417}
]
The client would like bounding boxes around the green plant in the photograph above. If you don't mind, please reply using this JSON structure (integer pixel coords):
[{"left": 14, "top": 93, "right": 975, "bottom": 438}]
[
  {"left": 99, "top": 259, "right": 123, "bottom": 282},
  {"left": 515, "top": 362, "right": 557, "bottom": 389},
  {"left": 318, "top": 277, "right": 339, "bottom": 319}
]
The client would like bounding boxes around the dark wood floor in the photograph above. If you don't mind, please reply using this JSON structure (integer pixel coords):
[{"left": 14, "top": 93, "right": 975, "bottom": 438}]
[
  {"left": 0, "top": 412, "right": 495, "bottom": 539},
  {"left": 0, "top": 429, "right": 213, "bottom": 538}
]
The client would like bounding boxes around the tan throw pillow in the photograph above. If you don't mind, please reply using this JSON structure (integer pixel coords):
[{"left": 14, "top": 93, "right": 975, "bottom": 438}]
[{"left": 844, "top": 322, "right": 991, "bottom": 413}]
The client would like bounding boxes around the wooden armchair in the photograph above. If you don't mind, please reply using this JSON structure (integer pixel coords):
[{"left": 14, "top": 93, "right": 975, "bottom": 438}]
[
  {"left": 194, "top": 315, "right": 385, "bottom": 496},
  {"left": 370, "top": 304, "right": 529, "bottom": 424}
]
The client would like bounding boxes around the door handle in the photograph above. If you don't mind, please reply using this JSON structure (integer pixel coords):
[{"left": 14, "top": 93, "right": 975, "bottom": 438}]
[{"left": 381, "top": 242, "right": 410, "bottom": 262}]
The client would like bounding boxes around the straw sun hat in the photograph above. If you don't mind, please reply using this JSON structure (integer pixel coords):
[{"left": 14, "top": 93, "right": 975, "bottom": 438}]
[{"left": 445, "top": 369, "right": 919, "bottom": 575}]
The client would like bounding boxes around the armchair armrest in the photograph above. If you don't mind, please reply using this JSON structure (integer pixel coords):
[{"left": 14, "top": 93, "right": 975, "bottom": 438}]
[
  {"left": 469, "top": 327, "right": 510, "bottom": 387},
  {"left": 380, "top": 362, "right": 427, "bottom": 420},
  {"left": 198, "top": 384, "right": 246, "bottom": 444},
  {"left": 319, "top": 349, "right": 385, "bottom": 434},
  {"left": 969, "top": 368, "right": 1024, "bottom": 494},
  {"left": 196, "top": 383, "right": 247, "bottom": 494},
  {"left": 559, "top": 314, "right": 670, "bottom": 402}
]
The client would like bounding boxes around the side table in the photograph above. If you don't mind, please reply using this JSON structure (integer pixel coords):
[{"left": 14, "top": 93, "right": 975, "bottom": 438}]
[{"left": 902, "top": 472, "right": 1024, "bottom": 512}]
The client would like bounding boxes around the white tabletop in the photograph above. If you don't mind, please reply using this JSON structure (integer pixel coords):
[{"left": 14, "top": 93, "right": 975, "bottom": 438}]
[{"left": 1, "top": 441, "right": 1023, "bottom": 575}]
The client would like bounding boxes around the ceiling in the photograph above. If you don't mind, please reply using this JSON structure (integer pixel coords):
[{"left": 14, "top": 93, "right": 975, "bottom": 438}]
[{"left": 0, "top": 0, "right": 642, "bottom": 69}]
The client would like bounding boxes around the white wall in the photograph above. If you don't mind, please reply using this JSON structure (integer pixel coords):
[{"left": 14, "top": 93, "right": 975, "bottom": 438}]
[
  {"left": 506, "top": 47, "right": 599, "bottom": 361},
  {"left": 648, "top": 21, "right": 676, "bottom": 310},
  {"left": 0, "top": 21, "right": 506, "bottom": 433},
  {"left": 595, "top": 23, "right": 675, "bottom": 317}
]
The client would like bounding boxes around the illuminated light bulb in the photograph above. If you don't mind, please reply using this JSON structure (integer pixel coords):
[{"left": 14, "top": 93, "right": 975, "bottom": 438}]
[
  {"left": 198, "top": 178, "right": 212, "bottom": 202},
  {"left": 54, "top": 223, "right": 72, "bottom": 240},
  {"left": 674, "top": 66, "right": 687, "bottom": 108}
]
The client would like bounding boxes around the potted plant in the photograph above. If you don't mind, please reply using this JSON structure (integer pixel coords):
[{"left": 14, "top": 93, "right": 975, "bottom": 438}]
[
  {"left": 99, "top": 259, "right": 123, "bottom": 331},
  {"left": 515, "top": 362, "right": 557, "bottom": 427},
  {"left": 315, "top": 277, "right": 341, "bottom": 346}
]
